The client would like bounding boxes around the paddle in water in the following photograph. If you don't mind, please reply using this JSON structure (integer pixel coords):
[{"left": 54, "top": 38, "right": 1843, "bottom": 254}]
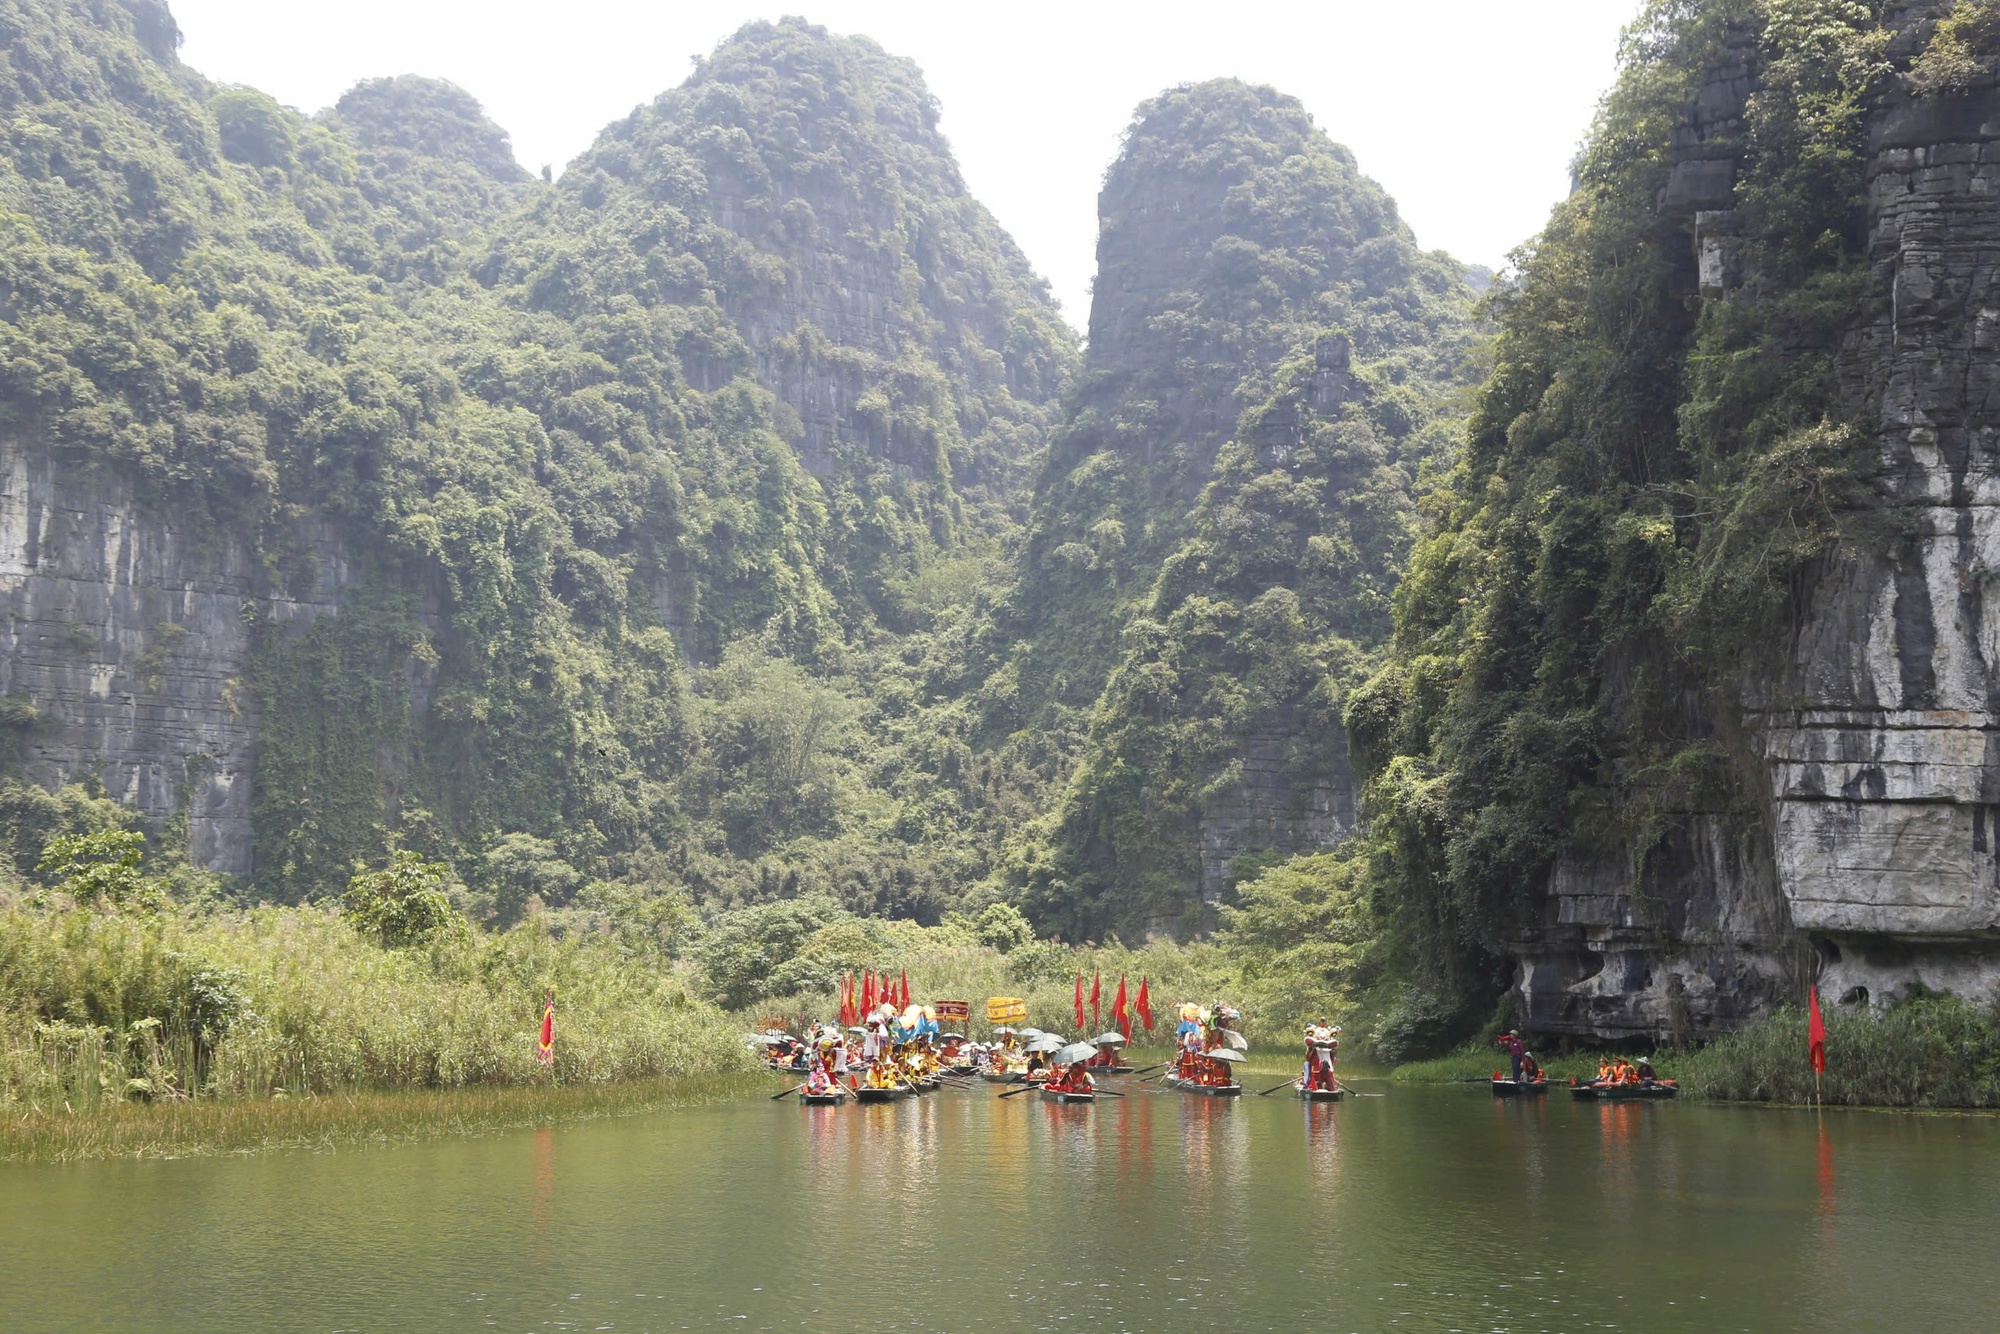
[
  {"left": 1255, "top": 1078, "right": 1299, "bottom": 1096},
  {"left": 771, "top": 1084, "right": 807, "bottom": 1101}
]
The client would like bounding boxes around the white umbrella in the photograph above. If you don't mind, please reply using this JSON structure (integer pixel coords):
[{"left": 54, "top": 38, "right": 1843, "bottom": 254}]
[
  {"left": 1207, "top": 1047, "right": 1246, "bottom": 1064},
  {"left": 1093, "top": 1032, "right": 1128, "bottom": 1047},
  {"left": 1055, "top": 1042, "right": 1098, "bottom": 1066},
  {"left": 1017, "top": 1027, "right": 1045, "bottom": 1039},
  {"left": 1025, "top": 1033, "right": 1065, "bottom": 1053}
]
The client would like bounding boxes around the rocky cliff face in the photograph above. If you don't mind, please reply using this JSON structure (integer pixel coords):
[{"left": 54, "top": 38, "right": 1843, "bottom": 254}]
[
  {"left": 0, "top": 440, "right": 348, "bottom": 875},
  {"left": 1511, "top": 4, "right": 2000, "bottom": 1040}
]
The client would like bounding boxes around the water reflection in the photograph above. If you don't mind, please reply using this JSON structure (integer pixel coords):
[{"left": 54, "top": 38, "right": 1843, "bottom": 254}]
[{"left": 6, "top": 1085, "right": 2000, "bottom": 1333}]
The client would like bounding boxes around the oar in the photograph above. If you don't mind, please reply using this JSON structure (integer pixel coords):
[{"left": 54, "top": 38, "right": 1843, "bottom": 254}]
[
  {"left": 772, "top": 1084, "right": 807, "bottom": 1100},
  {"left": 997, "top": 1083, "right": 1041, "bottom": 1099},
  {"left": 1127, "top": 1062, "right": 1168, "bottom": 1077},
  {"left": 1336, "top": 1078, "right": 1383, "bottom": 1097},
  {"left": 1255, "top": 1078, "right": 1300, "bottom": 1096}
]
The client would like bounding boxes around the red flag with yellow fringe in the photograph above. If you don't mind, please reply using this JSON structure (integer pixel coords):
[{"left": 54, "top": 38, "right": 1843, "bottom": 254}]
[{"left": 536, "top": 989, "right": 556, "bottom": 1066}]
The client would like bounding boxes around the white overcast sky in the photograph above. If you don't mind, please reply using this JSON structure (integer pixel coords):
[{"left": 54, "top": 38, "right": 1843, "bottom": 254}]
[{"left": 172, "top": 1, "right": 1644, "bottom": 328}]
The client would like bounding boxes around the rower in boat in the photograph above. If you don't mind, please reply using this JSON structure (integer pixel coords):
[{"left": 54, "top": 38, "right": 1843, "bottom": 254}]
[
  {"left": 1085, "top": 1032, "right": 1131, "bottom": 1073},
  {"left": 1041, "top": 1048, "right": 1097, "bottom": 1103},
  {"left": 1302, "top": 1022, "right": 1340, "bottom": 1095},
  {"left": 1497, "top": 1029, "right": 1529, "bottom": 1084},
  {"left": 1169, "top": 1005, "right": 1245, "bottom": 1093}
]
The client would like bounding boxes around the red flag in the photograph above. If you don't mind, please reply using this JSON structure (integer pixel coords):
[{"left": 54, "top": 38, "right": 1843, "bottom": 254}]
[
  {"left": 1091, "top": 971, "right": 1102, "bottom": 1030},
  {"left": 900, "top": 968, "right": 911, "bottom": 1009},
  {"left": 1074, "top": 973, "right": 1086, "bottom": 1029},
  {"left": 1808, "top": 983, "right": 1827, "bottom": 1076},
  {"left": 1112, "top": 976, "right": 1130, "bottom": 1038},
  {"left": 1136, "top": 976, "right": 1153, "bottom": 1031},
  {"left": 842, "top": 973, "right": 854, "bottom": 1027},
  {"left": 536, "top": 989, "right": 556, "bottom": 1066},
  {"left": 863, "top": 970, "right": 875, "bottom": 1016}
]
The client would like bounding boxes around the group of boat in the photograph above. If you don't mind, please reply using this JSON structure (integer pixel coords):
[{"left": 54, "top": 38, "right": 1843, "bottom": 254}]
[
  {"left": 1490, "top": 1043, "right": 1679, "bottom": 1100},
  {"left": 755, "top": 999, "right": 1353, "bottom": 1106},
  {"left": 758, "top": 1002, "right": 1679, "bottom": 1107}
]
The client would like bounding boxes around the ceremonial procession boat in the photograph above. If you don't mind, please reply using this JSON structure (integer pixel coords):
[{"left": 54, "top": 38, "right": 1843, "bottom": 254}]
[
  {"left": 853, "top": 1083, "right": 916, "bottom": 1104},
  {"left": 1164, "top": 1074, "right": 1242, "bottom": 1097},
  {"left": 1570, "top": 1079, "right": 1678, "bottom": 1101}
]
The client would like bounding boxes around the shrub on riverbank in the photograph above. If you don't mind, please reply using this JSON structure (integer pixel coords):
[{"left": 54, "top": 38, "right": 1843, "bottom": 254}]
[
  {"left": 0, "top": 905, "right": 751, "bottom": 1114},
  {"left": 1679, "top": 993, "right": 2000, "bottom": 1108}
]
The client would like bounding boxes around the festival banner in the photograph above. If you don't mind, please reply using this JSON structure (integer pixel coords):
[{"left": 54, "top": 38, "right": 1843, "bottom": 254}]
[
  {"left": 933, "top": 999, "right": 971, "bottom": 1026},
  {"left": 986, "top": 996, "right": 1028, "bottom": 1025}
]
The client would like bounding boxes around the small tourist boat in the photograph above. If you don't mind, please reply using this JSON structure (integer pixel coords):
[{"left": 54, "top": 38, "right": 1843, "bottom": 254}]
[
  {"left": 800, "top": 1090, "right": 844, "bottom": 1106},
  {"left": 1570, "top": 1079, "right": 1677, "bottom": 1101},
  {"left": 1491, "top": 1073, "right": 1550, "bottom": 1096},
  {"left": 1040, "top": 1086, "right": 1096, "bottom": 1105},
  {"left": 1297, "top": 1083, "right": 1343, "bottom": 1102},
  {"left": 853, "top": 1084, "right": 914, "bottom": 1104},
  {"left": 981, "top": 1069, "right": 1025, "bottom": 1084}
]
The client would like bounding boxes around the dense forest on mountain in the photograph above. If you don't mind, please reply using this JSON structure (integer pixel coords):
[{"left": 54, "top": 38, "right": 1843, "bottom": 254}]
[{"left": 0, "top": 0, "right": 1083, "bottom": 938}]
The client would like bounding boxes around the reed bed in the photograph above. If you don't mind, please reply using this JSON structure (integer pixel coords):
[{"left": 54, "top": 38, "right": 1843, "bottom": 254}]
[
  {"left": 1, "top": 1071, "right": 767, "bottom": 1162},
  {"left": 0, "top": 903, "right": 754, "bottom": 1159},
  {"left": 1678, "top": 995, "right": 2000, "bottom": 1107}
]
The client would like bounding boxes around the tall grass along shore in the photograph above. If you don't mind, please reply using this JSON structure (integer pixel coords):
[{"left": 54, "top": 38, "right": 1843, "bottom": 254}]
[{"left": 0, "top": 901, "right": 753, "bottom": 1160}]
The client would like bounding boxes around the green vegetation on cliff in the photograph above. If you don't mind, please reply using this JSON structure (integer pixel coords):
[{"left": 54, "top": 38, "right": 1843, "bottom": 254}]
[
  {"left": 0, "top": 1, "right": 1078, "bottom": 924},
  {"left": 999, "top": 81, "right": 1484, "bottom": 937},
  {"left": 1341, "top": 0, "right": 1896, "bottom": 1012}
]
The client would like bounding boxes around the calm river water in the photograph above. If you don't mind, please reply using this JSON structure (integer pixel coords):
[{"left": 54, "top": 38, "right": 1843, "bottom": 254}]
[{"left": 5, "top": 1077, "right": 1998, "bottom": 1332}]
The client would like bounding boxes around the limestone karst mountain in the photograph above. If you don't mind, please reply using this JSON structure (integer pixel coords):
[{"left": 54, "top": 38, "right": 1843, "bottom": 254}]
[
  {"left": 1346, "top": 0, "right": 2000, "bottom": 1042},
  {"left": 4, "top": 0, "right": 2000, "bottom": 1054},
  {"left": 997, "top": 79, "right": 1483, "bottom": 937},
  {"left": 0, "top": 1, "right": 1074, "bottom": 916}
]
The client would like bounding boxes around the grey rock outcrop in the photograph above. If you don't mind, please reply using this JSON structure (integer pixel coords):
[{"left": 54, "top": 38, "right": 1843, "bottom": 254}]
[
  {"left": 1513, "top": 5, "right": 2000, "bottom": 1039},
  {"left": 0, "top": 440, "right": 348, "bottom": 874}
]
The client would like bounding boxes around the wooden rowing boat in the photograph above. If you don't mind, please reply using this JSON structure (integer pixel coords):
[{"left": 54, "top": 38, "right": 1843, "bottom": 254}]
[
  {"left": 852, "top": 1085, "right": 913, "bottom": 1104},
  {"left": 1570, "top": 1079, "right": 1677, "bottom": 1101},
  {"left": 1040, "top": 1087, "right": 1096, "bottom": 1104},
  {"left": 1165, "top": 1075, "right": 1242, "bottom": 1098},
  {"left": 800, "top": 1091, "right": 843, "bottom": 1106},
  {"left": 1491, "top": 1076, "right": 1550, "bottom": 1096},
  {"left": 1297, "top": 1085, "right": 1342, "bottom": 1102},
  {"left": 980, "top": 1070, "right": 1025, "bottom": 1084}
]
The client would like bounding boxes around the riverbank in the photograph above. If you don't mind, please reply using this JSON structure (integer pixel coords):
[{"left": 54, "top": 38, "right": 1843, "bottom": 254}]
[
  {"left": 0, "top": 1070, "right": 769, "bottom": 1163},
  {"left": 1388, "top": 994, "right": 2000, "bottom": 1109}
]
